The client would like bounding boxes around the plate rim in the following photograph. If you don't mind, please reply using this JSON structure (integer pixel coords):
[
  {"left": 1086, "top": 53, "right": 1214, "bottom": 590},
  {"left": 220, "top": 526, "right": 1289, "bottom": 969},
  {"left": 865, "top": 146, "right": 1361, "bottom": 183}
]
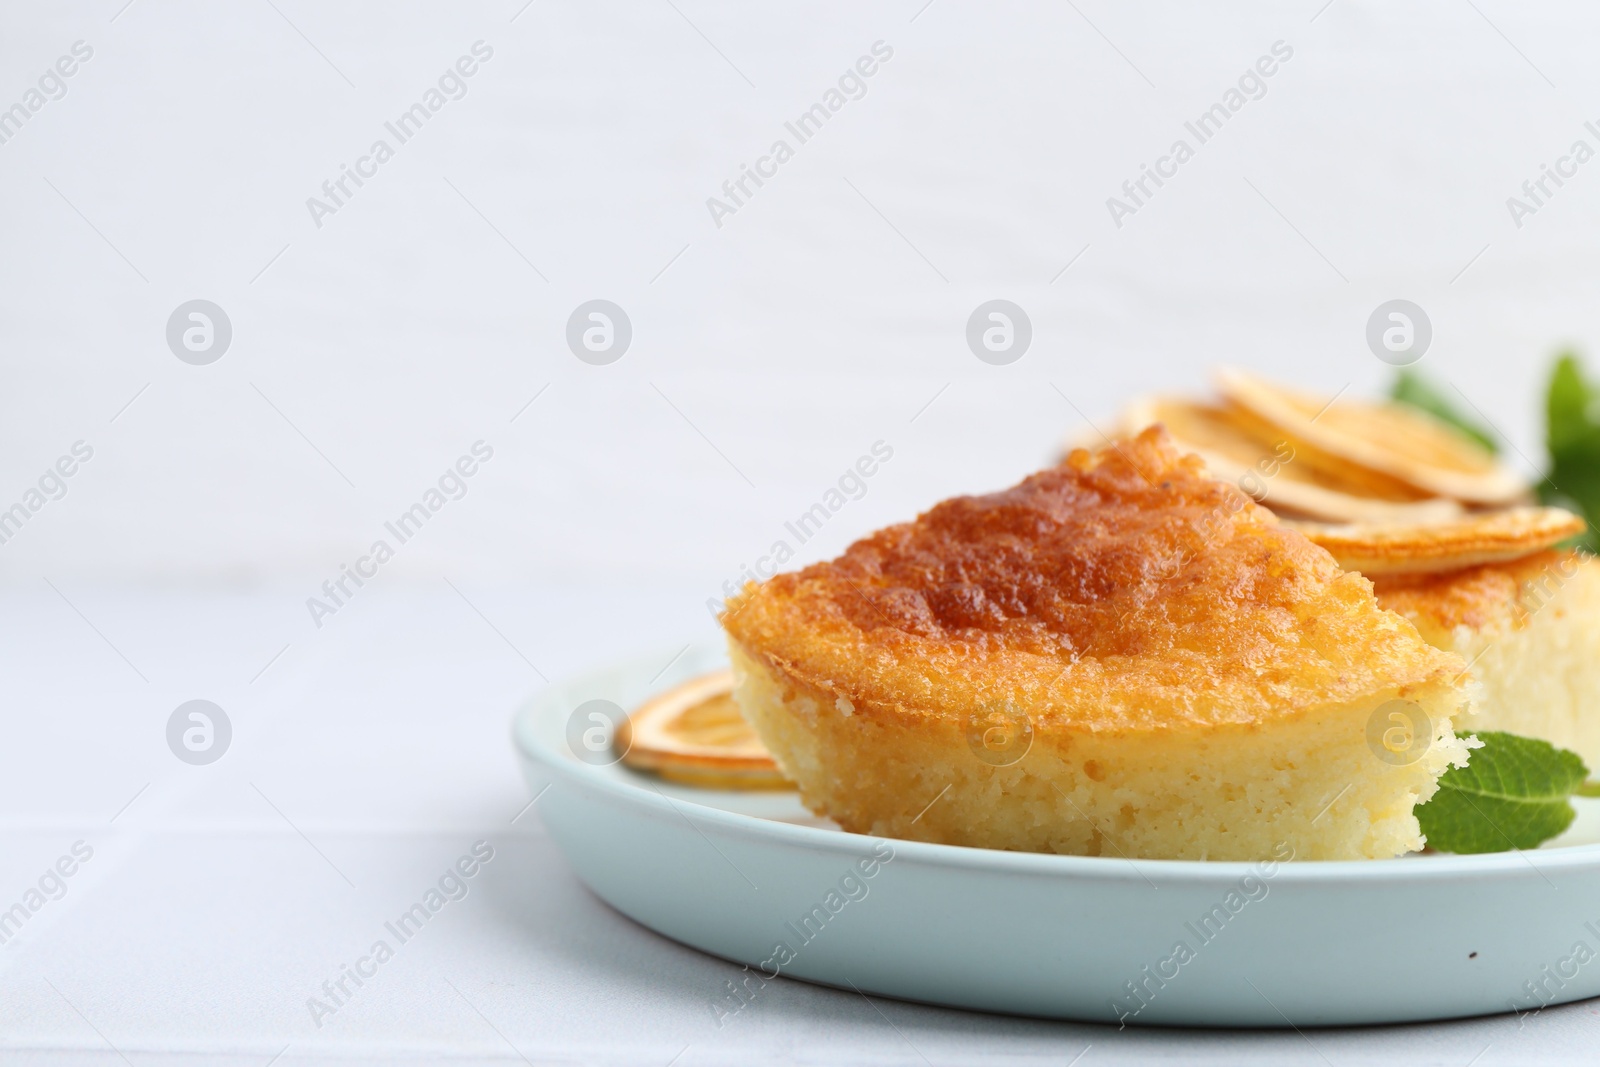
[{"left": 514, "top": 643, "right": 1600, "bottom": 886}]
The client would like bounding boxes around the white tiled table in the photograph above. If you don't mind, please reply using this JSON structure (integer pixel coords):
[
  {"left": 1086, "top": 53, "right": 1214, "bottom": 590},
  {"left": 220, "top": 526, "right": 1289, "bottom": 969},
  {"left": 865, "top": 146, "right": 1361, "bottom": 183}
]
[
  {"left": 6, "top": 0, "right": 1600, "bottom": 1060},
  {"left": 0, "top": 584, "right": 1596, "bottom": 1065}
]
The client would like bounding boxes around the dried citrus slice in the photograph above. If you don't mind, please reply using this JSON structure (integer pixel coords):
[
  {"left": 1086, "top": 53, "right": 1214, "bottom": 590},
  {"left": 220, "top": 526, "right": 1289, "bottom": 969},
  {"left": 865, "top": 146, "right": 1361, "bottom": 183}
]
[
  {"left": 1118, "top": 396, "right": 1465, "bottom": 523},
  {"left": 1284, "top": 507, "right": 1585, "bottom": 576},
  {"left": 1215, "top": 368, "right": 1529, "bottom": 506},
  {"left": 616, "top": 669, "right": 790, "bottom": 789}
]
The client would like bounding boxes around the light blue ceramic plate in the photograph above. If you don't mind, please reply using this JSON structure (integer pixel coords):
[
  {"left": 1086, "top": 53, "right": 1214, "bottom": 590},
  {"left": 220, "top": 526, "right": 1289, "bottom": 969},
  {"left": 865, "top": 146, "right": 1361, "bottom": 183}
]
[{"left": 513, "top": 642, "right": 1600, "bottom": 1027}]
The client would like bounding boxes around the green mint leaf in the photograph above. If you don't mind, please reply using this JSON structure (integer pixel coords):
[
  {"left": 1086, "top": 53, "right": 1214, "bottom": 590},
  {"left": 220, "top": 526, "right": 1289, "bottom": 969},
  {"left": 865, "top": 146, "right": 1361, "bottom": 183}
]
[
  {"left": 1543, "top": 354, "right": 1600, "bottom": 552},
  {"left": 1389, "top": 369, "right": 1499, "bottom": 455},
  {"left": 1547, "top": 353, "right": 1595, "bottom": 453},
  {"left": 1416, "top": 731, "right": 1590, "bottom": 854}
]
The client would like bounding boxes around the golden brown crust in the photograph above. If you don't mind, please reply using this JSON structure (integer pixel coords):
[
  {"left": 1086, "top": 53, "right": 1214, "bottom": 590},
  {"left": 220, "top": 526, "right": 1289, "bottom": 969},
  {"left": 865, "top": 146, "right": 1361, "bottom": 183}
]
[
  {"left": 1372, "top": 549, "right": 1580, "bottom": 633},
  {"left": 1285, "top": 507, "right": 1585, "bottom": 576},
  {"left": 722, "top": 426, "right": 1465, "bottom": 734}
]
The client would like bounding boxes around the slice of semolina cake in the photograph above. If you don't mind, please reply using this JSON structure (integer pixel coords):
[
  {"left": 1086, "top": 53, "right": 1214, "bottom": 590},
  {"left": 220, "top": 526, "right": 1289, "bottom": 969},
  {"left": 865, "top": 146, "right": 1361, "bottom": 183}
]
[
  {"left": 1374, "top": 549, "right": 1600, "bottom": 773},
  {"left": 721, "top": 426, "right": 1474, "bottom": 861}
]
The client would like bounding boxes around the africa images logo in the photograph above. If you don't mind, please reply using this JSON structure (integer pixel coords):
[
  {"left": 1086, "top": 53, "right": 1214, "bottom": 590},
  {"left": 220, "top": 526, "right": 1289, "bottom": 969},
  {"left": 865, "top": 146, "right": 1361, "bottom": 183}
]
[
  {"left": 1105, "top": 40, "right": 1294, "bottom": 228},
  {"left": 305, "top": 442, "right": 494, "bottom": 628},
  {"left": 304, "top": 42, "right": 495, "bottom": 229},
  {"left": 705, "top": 42, "right": 894, "bottom": 228},
  {"left": 0, "top": 40, "right": 94, "bottom": 148}
]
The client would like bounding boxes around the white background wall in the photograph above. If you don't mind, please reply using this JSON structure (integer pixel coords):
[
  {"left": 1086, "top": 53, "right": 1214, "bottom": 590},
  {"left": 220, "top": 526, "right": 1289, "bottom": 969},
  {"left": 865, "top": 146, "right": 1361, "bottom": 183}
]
[
  {"left": 4, "top": 0, "right": 1599, "bottom": 597},
  {"left": 9, "top": 4, "right": 1600, "bottom": 1060}
]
